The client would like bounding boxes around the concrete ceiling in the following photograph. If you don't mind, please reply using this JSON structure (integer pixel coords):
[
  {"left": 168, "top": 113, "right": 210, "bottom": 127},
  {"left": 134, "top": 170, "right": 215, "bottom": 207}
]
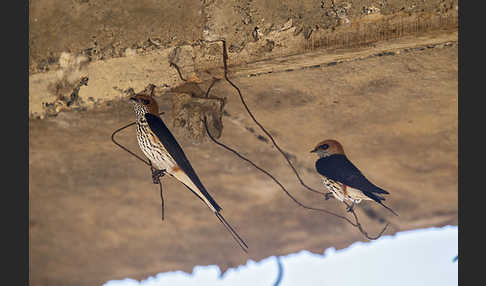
[{"left": 29, "top": 1, "right": 458, "bottom": 285}]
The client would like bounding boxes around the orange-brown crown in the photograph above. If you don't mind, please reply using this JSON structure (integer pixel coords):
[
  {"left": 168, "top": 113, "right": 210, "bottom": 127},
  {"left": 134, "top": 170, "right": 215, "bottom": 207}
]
[
  {"left": 311, "top": 139, "right": 345, "bottom": 155},
  {"left": 129, "top": 94, "right": 159, "bottom": 115}
]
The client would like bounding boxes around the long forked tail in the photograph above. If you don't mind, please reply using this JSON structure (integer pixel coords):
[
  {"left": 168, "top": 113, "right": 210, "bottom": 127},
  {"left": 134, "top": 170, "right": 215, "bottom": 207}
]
[
  {"left": 364, "top": 191, "right": 399, "bottom": 217},
  {"left": 215, "top": 212, "right": 248, "bottom": 253},
  {"left": 379, "top": 201, "right": 399, "bottom": 216}
]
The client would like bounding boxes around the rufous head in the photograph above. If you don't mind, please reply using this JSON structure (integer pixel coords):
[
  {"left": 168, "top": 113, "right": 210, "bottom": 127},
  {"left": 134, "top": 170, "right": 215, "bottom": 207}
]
[
  {"left": 310, "top": 139, "right": 345, "bottom": 158},
  {"left": 129, "top": 94, "right": 159, "bottom": 120}
]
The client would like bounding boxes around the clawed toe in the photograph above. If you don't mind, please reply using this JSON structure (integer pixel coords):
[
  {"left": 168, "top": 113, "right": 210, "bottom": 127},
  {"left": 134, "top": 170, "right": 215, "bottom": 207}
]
[{"left": 152, "top": 169, "right": 167, "bottom": 184}]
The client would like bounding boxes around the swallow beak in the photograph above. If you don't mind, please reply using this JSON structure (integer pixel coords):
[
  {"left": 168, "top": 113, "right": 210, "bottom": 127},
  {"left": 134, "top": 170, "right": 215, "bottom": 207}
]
[
  {"left": 310, "top": 148, "right": 317, "bottom": 153},
  {"left": 129, "top": 96, "right": 137, "bottom": 102}
]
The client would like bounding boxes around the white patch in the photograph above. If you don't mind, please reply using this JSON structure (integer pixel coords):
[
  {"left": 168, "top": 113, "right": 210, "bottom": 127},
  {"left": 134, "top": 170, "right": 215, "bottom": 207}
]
[
  {"left": 124, "top": 48, "right": 137, "bottom": 57},
  {"left": 321, "top": 177, "right": 371, "bottom": 204}
]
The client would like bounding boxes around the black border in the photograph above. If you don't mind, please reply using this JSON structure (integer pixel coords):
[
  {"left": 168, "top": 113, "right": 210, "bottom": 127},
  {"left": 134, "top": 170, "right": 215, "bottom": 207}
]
[
  {"left": 13, "top": 0, "right": 29, "bottom": 285},
  {"left": 457, "top": 1, "right": 462, "bottom": 285},
  {"left": 458, "top": 1, "right": 476, "bottom": 285}
]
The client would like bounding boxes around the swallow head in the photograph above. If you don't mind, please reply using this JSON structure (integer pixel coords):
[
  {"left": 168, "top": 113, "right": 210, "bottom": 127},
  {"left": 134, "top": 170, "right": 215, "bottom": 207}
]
[
  {"left": 310, "top": 139, "right": 345, "bottom": 158},
  {"left": 129, "top": 94, "right": 159, "bottom": 121}
]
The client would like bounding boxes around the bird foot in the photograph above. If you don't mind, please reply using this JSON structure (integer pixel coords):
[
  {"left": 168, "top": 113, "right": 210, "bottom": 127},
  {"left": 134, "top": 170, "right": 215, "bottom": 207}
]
[
  {"left": 324, "top": 192, "right": 333, "bottom": 200},
  {"left": 152, "top": 169, "right": 167, "bottom": 184}
]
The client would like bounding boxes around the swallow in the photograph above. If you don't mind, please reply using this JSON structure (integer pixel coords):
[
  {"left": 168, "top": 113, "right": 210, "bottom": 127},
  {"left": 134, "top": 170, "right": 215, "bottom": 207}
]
[
  {"left": 129, "top": 91, "right": 248, "bottom": 252},
  {"left": 311, "top": 139, "right": 398, "bottom": 216}
]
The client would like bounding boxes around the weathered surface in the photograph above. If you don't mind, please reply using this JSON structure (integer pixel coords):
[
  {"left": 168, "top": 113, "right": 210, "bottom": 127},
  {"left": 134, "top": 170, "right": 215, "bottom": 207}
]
[
  {"left": 29, "top": 1, "right": 458, "bottom": 121},
  {"left": 29, "top": 0, "right": 458, "bottom": 75},
  {"left": 29, "top": 44, "right": 457, "bottom": 286},
  {"left": 28, "top": 28, "right": 457, "bottom": 119},
  {"left": 29, "top": 1, "right": 458, "bottom": 285}
]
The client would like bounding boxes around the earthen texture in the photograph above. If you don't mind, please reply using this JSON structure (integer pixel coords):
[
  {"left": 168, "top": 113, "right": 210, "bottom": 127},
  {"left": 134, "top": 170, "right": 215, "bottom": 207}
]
[{"left": 29, "top": 1, "right": 458, "bottom": 285}]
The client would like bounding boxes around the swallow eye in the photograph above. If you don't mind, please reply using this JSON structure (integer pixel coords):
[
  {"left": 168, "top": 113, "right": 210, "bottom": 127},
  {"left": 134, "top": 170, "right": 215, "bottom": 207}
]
[{"left": 321, "top": 144, "right": 329, "bottom": 150}]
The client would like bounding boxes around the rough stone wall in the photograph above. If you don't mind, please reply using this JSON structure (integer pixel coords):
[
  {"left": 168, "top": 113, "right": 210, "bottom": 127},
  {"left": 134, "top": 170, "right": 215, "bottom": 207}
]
[{"left": 30, "top": 0, "right": 458, "bottom": 74}]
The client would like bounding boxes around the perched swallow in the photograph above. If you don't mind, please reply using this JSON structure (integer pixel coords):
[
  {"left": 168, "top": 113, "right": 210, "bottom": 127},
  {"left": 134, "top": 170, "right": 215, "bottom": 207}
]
[
  {"left": 311, "top": 139, "right": 398, "bottom": 216},
  {"left": 129, "top": 93, "right": 248, "bottom": 252}
]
